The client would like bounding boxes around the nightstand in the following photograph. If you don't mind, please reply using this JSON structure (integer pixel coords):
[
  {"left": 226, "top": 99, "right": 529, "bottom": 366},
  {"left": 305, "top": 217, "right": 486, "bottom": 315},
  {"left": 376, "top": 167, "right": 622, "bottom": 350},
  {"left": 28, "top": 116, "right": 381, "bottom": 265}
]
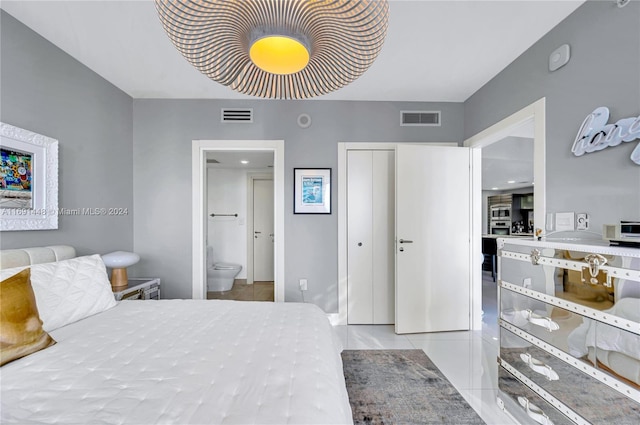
[{"left": 113, "top": 278, "right": 161, "bottom": 300}]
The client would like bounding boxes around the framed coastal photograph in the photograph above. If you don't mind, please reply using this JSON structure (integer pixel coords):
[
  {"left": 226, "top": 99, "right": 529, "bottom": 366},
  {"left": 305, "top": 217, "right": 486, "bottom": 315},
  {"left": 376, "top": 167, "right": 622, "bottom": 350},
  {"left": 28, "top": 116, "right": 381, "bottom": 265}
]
[
  {"left": 294, "top": 168, "right": 331, "bottom": 214},
  {"left": 0, "top": 122, "right": 58, "bottom": 231}
]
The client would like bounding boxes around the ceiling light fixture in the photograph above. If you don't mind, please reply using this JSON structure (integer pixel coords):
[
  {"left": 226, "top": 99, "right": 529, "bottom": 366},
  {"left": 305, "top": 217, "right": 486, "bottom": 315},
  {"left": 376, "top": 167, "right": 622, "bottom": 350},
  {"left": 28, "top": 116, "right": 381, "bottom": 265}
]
[
  {"left": 154, "top": 0, "right": 389, "bottom": 99},
  {"left": 240, "top": 160, "right": 249, "bottom": 165}
]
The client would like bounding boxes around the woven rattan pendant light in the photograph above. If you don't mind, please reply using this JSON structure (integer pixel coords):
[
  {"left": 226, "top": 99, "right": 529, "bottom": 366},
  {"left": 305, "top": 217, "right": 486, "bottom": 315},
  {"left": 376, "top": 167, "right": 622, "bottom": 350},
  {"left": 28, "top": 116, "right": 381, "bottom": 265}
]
[{"left": 154, "top": 0, "right": 389, "bottom": 99}]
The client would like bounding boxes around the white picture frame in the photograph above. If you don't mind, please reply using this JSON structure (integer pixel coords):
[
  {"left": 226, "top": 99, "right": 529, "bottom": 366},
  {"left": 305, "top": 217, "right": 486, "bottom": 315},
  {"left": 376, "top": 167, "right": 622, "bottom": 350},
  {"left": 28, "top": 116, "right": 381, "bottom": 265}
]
[
  {"left": 1, "top": 122, "right": 58, "bottom": 231},
  {"left": 294, "top": 168, "right": 331, "bottom": 214}
]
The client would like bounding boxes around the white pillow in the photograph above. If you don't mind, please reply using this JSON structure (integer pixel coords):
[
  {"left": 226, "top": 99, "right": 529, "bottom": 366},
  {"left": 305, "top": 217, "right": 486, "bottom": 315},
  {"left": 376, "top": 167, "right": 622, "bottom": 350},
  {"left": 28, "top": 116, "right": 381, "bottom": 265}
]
[{"left": 0, "top": 255, "right": 116, "bottom": 332}]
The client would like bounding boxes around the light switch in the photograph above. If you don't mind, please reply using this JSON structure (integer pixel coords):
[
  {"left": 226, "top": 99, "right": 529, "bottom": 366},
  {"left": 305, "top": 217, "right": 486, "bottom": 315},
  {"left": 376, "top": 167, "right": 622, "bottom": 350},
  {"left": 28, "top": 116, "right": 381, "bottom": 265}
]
[{"left": 555, "top": 212, "right": 575, "bottom": 232}]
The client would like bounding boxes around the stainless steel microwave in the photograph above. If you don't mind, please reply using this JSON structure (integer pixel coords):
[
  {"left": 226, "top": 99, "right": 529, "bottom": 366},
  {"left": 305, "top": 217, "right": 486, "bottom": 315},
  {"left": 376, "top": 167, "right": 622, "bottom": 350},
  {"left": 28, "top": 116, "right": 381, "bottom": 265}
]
[{"left": 490, "top": 204, "right": 511, "bottom": 221}]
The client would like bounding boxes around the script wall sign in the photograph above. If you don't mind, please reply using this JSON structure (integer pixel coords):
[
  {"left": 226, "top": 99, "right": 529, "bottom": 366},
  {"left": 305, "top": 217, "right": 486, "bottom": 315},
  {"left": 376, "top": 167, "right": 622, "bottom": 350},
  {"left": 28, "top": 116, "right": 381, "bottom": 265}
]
[{"left": 571, "top": 106, "right": 640, "bottom": 165}]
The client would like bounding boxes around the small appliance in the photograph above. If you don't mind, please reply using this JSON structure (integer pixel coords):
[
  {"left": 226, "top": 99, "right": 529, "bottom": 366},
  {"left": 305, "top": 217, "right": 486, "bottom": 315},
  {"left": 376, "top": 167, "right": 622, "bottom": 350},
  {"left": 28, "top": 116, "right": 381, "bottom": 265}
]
[
  {"left": 490, "top": 220, "right": 511, "bottom": 236},
  {"left": 603, "top": 221, "right": 640, "bottom": 247},
  {"left": 490, "top": 204, "right": 512, "bottom": 221}
]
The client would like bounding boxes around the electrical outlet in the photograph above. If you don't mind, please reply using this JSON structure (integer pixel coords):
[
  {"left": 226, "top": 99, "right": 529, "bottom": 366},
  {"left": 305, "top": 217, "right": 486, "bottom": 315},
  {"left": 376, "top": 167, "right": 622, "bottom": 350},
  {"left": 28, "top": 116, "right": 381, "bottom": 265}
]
[
  {"left": 299, "top": 279, "right": 308, "bottom": 291},
  {"left": 576, "top": 213, "right": 589, "bottom": 230}
]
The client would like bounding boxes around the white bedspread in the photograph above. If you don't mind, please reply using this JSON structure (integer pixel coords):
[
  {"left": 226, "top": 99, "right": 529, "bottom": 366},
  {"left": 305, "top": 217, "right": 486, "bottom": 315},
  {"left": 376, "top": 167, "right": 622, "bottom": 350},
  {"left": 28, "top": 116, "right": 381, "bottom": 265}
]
[{"left": 0, "top": 300, "right": 353, "bottom": 425}]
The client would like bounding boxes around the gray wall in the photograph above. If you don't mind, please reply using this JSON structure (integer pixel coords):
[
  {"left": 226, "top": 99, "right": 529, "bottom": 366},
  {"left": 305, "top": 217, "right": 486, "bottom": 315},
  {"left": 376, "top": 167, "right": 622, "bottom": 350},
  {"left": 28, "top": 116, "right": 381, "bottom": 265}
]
[
  {"left": 465, "top": 1, "right": 640, "bottom": 231},
  {"left": 0, "top": 11, "right": 134, "bottom": 255},
  {"left": 133, "top": 99, "right": 464, "bottom": 309},
  {"left": 5, "top": 0, "right": 638, "bottom": 314}
]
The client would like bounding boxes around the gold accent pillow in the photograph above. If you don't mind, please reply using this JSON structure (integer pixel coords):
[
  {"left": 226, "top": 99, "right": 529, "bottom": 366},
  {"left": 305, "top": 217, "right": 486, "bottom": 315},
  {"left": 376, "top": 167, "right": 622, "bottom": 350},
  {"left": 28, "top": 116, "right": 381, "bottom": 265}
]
[{"left": 1, "top": 269, "right": 56, "bottom": 366}]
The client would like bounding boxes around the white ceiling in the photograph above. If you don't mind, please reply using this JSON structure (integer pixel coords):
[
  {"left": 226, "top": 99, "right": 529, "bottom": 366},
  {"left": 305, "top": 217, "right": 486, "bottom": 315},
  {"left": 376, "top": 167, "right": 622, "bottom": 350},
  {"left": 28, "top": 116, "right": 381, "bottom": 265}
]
[
  {"left": 481, "top": 119, "right": 534, "bottom": 191},
  {"left": 0, "top": 0, "right": 585, "bottom": 102},
  {"left": 206, "top": 151, "right": 274, "bottom": 169},
  {"left": 482, "top": 136, "right": 534, "bottom": 191}
]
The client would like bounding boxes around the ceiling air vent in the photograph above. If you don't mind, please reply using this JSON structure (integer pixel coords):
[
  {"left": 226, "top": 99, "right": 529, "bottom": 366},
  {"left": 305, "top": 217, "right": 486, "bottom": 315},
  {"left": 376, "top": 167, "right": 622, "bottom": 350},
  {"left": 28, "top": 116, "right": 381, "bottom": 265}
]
[
  {"left": 400, "top": 111, "right": 440, "bottom": 127},
  {"left": 221, "top": 108, "right": 253, "bottom": 123}
]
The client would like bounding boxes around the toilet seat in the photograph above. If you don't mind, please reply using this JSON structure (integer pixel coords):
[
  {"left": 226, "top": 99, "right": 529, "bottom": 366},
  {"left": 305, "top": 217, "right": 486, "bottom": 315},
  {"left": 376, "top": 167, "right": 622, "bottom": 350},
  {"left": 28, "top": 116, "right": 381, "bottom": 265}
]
[{"left": 214, "top": 262, "right": 241, "bottom": 270}]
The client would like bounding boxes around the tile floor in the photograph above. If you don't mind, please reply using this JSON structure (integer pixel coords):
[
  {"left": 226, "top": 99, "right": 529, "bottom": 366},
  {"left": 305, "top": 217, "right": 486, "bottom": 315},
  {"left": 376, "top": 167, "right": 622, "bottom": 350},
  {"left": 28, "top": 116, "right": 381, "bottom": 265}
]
[{"left": 333, "top": 271, "right": 516, "bottom": 425}]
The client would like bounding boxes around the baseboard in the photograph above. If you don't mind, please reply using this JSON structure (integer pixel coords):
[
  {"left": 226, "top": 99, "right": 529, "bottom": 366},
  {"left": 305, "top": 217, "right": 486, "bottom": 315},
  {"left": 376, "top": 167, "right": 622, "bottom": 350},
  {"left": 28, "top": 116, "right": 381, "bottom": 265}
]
[{"left": 234, "top": 279, "right": 248, "bottom": 285}]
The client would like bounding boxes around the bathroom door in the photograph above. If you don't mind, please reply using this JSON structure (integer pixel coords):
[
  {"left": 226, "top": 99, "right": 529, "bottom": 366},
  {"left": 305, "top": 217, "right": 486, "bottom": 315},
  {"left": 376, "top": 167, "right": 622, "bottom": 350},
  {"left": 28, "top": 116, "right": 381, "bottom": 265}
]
[{"left": 253, "top": 179, "right": 274, "bottom": 281}]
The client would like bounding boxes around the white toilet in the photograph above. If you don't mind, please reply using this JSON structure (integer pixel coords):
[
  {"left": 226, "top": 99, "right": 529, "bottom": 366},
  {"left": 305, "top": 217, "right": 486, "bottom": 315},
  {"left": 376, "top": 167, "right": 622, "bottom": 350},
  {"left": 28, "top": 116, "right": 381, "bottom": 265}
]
[{"left": 206, "top": 246, "right": 242, "bottom": 292}]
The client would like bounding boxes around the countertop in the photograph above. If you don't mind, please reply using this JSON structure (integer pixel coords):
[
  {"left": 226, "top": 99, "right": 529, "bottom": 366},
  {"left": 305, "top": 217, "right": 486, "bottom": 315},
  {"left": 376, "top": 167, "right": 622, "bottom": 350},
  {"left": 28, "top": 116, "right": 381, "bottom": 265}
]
[{"left": 482, "top": 233, "right": 533, "bottom": 239}]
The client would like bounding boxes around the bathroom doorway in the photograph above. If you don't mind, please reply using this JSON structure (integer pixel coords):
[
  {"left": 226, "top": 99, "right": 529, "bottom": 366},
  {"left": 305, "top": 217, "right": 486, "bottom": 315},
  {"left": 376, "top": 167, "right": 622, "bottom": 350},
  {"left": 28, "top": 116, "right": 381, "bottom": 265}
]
[
  {"left": 191, "top": 140, "right": 285, "bottom": 302},
  {"left": 205, "top": 152, "right": 274, "bottom": 302}
]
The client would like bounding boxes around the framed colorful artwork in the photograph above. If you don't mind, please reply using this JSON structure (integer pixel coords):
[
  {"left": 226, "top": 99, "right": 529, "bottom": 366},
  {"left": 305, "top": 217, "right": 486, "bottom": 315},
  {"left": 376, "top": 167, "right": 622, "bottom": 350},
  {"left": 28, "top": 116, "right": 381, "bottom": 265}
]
[{"left": 0, "top": 122, "right": 58, "bottom": 231}]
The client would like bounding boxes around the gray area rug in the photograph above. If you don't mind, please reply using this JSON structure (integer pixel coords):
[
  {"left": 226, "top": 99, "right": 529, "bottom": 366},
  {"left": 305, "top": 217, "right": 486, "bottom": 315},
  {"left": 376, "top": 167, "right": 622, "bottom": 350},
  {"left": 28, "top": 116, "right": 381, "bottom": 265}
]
[{"left": 342, "top": 349, "right": 485, "bottom": 425}]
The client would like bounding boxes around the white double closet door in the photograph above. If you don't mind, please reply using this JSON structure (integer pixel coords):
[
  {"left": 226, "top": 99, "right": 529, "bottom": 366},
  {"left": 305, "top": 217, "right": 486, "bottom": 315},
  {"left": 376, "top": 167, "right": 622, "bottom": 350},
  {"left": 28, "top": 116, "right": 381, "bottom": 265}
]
[
  {"left": 347, "top": 145, "right": 472, "bottom": 333},
  {"left": 347, "top": 150, "right": 395, "bottom": 324}
]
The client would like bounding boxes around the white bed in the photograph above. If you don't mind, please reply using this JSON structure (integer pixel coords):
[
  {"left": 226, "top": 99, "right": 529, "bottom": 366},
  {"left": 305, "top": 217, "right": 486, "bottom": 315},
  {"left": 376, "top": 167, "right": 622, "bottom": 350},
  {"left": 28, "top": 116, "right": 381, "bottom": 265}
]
[{"left": 0, "top": 246, "right": 353, "bottom": 424}]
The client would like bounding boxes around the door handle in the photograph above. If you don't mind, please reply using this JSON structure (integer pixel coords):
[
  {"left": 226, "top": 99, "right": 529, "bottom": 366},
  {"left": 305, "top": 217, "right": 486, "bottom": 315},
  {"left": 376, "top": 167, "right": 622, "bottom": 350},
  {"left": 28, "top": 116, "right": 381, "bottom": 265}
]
[
  {"left": 254, "top": 231, "right": 261, "bottom": 234},
  {"left": 399, "top": 239, "right": 413, "bottom": 244}
]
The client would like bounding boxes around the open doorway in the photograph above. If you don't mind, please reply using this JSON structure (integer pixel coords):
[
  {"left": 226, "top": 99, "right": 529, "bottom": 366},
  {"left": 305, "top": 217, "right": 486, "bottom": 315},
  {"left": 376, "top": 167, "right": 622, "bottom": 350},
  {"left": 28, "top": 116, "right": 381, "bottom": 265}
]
[
  {"left": 191, "top": 140, "right": 285, "bottom": 302},
  {"left": 205, "top": 151, "right": 275, "bottom": 301},
  {"left": 464, "top": 98, "right": 546, "bottom": 330},
  {"left": 478, "top": 124, "right": 534, "bottom": 329}
]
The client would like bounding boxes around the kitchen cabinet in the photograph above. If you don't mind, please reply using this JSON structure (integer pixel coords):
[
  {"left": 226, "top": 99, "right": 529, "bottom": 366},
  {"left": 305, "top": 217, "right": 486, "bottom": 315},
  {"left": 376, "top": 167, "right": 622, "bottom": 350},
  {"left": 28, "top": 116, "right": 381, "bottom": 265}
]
[{"left": 513, "top": 193, "right": 534, "bottom": 210}]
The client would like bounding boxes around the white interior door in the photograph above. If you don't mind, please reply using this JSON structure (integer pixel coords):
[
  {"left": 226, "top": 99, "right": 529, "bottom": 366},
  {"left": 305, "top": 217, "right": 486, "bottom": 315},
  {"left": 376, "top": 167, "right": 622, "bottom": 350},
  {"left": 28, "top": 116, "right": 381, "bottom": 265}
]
[
  {"left": 395, "top": 144, "right": 471, "bottom": 334},
  {"left": 253, "top": 179, "right": 274, "bottom": 281}
]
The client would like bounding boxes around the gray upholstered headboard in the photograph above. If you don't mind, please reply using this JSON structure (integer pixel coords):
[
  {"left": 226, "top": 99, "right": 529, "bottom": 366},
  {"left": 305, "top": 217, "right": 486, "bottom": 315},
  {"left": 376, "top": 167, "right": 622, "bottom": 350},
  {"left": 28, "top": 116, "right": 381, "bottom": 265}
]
[{"left": 0, "top": 245, "right": 76, "bottom": 269}]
